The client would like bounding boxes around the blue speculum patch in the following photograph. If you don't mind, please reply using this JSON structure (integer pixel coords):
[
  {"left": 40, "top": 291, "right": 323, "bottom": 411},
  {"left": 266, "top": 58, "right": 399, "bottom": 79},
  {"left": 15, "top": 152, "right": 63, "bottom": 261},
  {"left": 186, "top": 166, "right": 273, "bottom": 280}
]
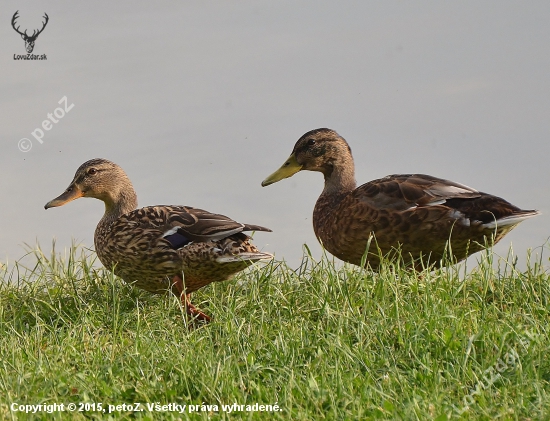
[{"left": 164, "top": 231, "right": 192, "bottom": 249}]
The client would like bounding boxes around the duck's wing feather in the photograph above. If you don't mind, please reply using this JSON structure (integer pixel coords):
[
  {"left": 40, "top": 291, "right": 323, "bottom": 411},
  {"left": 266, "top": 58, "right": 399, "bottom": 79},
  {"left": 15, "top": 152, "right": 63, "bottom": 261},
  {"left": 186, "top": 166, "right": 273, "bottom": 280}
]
[
  {"left": 354, "top": 174, "right": 539, "bottom": 226},
  {"left": 355, "top": 174, "right": 481, "bottom": 211},
  {"left": 118, "top": 205, "right": 271, "bottom": 250}
]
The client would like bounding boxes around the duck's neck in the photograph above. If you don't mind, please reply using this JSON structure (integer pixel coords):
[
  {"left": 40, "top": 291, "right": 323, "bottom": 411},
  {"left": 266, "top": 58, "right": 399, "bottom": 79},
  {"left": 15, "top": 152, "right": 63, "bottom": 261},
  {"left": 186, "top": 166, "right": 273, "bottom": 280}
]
[
  {"left": 313, "top": 153, "right": 357, "bottom": 235},
  {"left": 321, "top": 154, "right": 357, "bottom": 198},
  {"left": 98, "top": 185, "right": 138, "bottom": 228}
]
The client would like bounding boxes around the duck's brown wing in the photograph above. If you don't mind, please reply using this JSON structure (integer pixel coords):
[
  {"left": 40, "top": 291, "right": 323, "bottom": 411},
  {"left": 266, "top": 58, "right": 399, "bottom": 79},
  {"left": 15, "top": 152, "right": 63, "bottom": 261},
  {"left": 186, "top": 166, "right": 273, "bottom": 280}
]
[
  {"left": 119, "top": 205, "right": 271, "bottom": 250},
  {"left": 354, "top": 173, "right": 540, "bottom": 225},
  {"left": 355, "top": 174, "right": 482, "bottom": 210}
]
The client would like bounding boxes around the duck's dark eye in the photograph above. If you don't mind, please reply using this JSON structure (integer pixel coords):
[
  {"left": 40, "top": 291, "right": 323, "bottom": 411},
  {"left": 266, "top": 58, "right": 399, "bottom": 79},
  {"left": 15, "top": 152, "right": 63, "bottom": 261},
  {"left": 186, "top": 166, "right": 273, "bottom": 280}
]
[
  {"left": 88, "top": 168, "right": 97, "bottom": 175},
  {"left": 307, "top": 138, "right": 316, "bottom": 146}
]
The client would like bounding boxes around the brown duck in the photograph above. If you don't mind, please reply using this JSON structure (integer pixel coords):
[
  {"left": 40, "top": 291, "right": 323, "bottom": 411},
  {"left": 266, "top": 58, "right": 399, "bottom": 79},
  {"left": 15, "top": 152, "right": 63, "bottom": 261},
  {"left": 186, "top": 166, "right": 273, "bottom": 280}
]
[
  {"left": 262, "top": 128, "right": 539, "bottom": 270},
  {"left": 45, "top": 158, "right": 272, "bottom": 321}
]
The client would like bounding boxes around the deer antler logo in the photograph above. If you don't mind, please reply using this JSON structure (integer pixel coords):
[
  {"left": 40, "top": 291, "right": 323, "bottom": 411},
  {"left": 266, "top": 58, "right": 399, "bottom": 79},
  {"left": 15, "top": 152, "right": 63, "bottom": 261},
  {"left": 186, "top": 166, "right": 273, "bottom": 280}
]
[{"left": 11, "top": 11, "right": 49, "bottom": 54}]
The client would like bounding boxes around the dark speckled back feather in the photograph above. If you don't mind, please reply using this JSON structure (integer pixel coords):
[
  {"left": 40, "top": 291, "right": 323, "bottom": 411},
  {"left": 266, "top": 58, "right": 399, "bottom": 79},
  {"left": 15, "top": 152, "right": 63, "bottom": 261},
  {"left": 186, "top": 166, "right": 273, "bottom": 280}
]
[
  {"left": 119, "top": 206, "right": 271, "bottom": 242},
  {"left": 357, "top": 174, "right": 481, "bottom": 210}
]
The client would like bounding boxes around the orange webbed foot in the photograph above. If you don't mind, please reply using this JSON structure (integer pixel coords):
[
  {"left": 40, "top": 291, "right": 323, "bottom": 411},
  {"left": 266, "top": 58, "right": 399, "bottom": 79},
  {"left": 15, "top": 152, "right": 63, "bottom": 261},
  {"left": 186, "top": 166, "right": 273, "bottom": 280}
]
[{"left": 172, "top": 275, "right": 212, "bottom": 323}]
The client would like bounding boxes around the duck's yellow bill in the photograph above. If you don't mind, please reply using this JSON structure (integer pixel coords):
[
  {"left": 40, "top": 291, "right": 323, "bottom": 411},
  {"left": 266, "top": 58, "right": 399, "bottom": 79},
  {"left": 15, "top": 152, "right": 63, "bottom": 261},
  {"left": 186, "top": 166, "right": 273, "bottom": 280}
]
[
  {"left": 44, "top": 186, "right": 83, "bottom": 209},
  {"left": 261, "top": 154, "right": 303, "bottom": 187}
]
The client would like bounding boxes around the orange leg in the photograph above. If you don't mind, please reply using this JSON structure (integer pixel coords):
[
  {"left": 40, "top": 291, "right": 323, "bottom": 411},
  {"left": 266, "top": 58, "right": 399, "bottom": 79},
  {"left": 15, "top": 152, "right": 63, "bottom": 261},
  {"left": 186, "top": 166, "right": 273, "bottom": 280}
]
[{"left": 172, "top": 275, "right": 211, "bottom": 322}]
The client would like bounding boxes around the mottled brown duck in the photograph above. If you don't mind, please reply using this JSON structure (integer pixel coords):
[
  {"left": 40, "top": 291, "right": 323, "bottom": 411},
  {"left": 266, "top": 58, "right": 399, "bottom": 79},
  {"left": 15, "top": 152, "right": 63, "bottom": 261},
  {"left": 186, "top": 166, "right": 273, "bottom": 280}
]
[
  {"left": 45, "top": 158, "right": 272, "bottom": 321},
  {"left": 262, "top": 128, "right": 539, "bottom": 270}
]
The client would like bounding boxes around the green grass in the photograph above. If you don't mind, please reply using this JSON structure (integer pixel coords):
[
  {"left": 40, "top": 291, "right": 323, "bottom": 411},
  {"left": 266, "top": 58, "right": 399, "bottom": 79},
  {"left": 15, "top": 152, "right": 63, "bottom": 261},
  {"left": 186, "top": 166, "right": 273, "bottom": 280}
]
[{"left": 0, "top": 244, "right": 548, "bottom": 420}]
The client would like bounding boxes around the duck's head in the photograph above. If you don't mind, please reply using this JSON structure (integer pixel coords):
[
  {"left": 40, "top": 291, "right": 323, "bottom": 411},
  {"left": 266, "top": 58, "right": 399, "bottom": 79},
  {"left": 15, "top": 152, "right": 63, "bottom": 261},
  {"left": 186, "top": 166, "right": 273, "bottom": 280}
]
[
  {"left": 262, "top": 128, "right": 353, "bottom": 186},
  {"left": 45, "top": 158, "right": 136, "bottom": 211}
]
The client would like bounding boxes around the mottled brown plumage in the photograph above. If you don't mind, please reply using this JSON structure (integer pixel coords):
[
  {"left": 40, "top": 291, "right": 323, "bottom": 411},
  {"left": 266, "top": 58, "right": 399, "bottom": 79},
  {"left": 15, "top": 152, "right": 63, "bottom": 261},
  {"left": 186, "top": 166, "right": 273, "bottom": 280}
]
[
  {"left": 45, "top": 159, "right": 272, "bottom": 320},
  {"left": 262, "top": 128, "right": 539, "bottom": 269}
]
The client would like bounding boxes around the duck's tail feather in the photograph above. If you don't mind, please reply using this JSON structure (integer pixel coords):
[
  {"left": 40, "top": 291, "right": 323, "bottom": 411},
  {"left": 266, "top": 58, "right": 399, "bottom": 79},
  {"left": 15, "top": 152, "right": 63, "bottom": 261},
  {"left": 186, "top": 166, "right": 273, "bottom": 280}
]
[
  {"left": 242, "top": 224, "right": 272, "bottom": 233},
  {"left": 216, "top": 252, "right": 274, "bottom": 263},
  {"left": 482, "top": 210, "right": 540, "bottom": 229}
]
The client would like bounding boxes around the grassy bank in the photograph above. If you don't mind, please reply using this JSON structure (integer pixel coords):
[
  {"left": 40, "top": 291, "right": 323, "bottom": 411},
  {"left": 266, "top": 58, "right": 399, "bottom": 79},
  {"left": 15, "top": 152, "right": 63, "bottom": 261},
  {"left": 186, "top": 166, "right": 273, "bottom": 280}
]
[{"left": 0, "top": 245, "right": 548, "bottom": 420}]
